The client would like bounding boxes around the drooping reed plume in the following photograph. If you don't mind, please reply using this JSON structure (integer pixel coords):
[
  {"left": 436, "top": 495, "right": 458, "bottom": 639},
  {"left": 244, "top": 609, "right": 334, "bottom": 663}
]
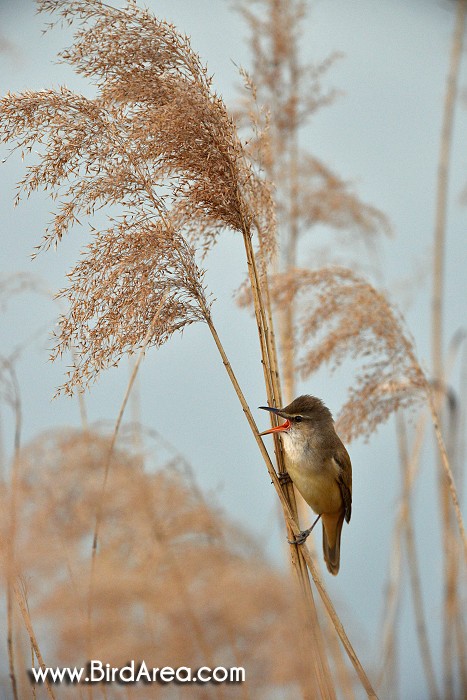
[
  {"left": 268, "top": 266, "right": 426, "bottom": 442},
  {"left": 1, "top": 0, "right": 274, "bottom": 397}
]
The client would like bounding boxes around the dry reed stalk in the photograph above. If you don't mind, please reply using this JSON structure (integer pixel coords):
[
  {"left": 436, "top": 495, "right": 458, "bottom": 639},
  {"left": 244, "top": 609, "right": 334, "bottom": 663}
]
[
  {"left": 456, "top": 602, "right": 467, "bottom": 699},
  {"left": 380, "top": 398, "right": 464, "bottom": 699},
  {"left": 29, "top": 631, "right": 37, "bottom": 700},
  {"left": 19, "top": 579, "right": 41, "bottom": 700},
  {"left": 376, "top": 519, "right": 403, "bottom": 694},
  {"left": 316, "top": 573, "right": 357, "bottom": 700},
  {"left": 428, "top": 407, "right": 466, "bottom": 691},
  {"left": 432, "top": 381, "right": 463, "bottom": 698},
  {"left": 242, "top": 241, "right": 340, "bottom": 699},
  {"left": 1, "top": 359, "right": 21, "bottom": 700},
  {"left": 453, "top": 337, "right": 467, "bottom": 697},
  {"left": 377, "top": 412, "right": 436, "bottom": 697},
  {"left": 6, "top": 584, "right": 19, "bottom": 700},
  {"left": 396, "top": 414, "right": 439, "bottom": 700},
  {"left": 128, "top": 364, "right": 144, "bottom": 459},
  {"left": 428, "top": 394, "right": 467, "bottom": 562},
  {"left": 256, "top": 221, "right": 352, "bottom": 694},
  {"left": 432, "top": 4, "right": 467, "bottom": 691},
  {"left": 259, "top": 16, "right": 313, "bottom": 542},
  {"left": 0, "top": 277, "right": 67, "bottom": 698},
  {"left": 377, "top": 410, "right": 428, "bottom": 689},
  {"left": 203, "top": 314, "right": 377, "bottom": 697},
  {"left": 13, "top": 580, "right": 56, "bottom": 700},
  {"left": 204, "top": 308, "right": 333, "bottom": 699},
  {"left": 299, "top": 545, "right": 378, "bottom": 700},
  {"left": 295, "top": 582, "right": 334, "bottom": 700},
  {"left": 71, "top": 348, "right": 89, "bottom": 432},
  {"left": 322, "top": 619, "right": 356, "bottom": 700},
  {"left": 432, "top": 0, "right": 466, "bottom": 379}
]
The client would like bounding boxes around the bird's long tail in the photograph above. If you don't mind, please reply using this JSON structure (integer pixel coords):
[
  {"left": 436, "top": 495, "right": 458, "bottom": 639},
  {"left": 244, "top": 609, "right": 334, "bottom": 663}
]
[{"left": 322, "top": 511, "right": 345, "bottom": 575}]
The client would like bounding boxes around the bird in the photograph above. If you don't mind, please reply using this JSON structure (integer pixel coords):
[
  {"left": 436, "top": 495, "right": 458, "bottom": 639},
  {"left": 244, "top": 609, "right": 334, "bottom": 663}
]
[{"left": 259, "top": 395, "right": 352, "bottom": 575}]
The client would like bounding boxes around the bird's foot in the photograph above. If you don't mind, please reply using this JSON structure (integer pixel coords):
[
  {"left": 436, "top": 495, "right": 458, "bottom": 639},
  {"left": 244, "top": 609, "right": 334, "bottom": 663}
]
[
  {"left": 278, "top": 471, "right": 292, "bottom": 485},
  {"left": 288, "top": 530, "right": 311, "bottom": 545},
  {"left": 287, "top": 514, "right": 321, "bottom": 545}
]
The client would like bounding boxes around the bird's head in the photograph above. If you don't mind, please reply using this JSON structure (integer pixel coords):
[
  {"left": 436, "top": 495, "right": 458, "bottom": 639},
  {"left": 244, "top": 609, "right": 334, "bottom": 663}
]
[{"left": 258, "top": 395, "right": 332, "bottom": 437}]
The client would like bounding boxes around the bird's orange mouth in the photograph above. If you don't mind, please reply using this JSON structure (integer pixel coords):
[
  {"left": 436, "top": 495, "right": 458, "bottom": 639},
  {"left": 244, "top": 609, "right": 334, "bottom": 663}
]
[{"left": 259, "top": 419, "right": 291, "bottom": 436}]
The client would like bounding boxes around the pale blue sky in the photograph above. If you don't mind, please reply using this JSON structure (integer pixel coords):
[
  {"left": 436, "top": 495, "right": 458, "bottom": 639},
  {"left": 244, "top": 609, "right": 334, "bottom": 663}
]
[{"left": 1, "top": 1, "right": 466, "bottom": 698}]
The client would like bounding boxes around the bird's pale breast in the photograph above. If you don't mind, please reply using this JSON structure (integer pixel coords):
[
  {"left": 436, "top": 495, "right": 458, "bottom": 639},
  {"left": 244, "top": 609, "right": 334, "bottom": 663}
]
[{"left": 283, "top": 436, "right": 342, "bottom": 515}]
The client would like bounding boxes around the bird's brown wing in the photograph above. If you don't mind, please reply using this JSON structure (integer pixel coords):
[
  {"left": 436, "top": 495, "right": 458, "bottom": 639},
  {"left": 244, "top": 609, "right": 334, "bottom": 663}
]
[{"left": 333, "top": 449, "right": 352, "bottom": 523}]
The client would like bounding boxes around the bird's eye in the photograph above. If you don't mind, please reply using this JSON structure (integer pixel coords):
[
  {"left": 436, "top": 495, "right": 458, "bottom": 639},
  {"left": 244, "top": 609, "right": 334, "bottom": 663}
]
[{"left": 295, "top": 415, "right": 303, "bottom": 423}]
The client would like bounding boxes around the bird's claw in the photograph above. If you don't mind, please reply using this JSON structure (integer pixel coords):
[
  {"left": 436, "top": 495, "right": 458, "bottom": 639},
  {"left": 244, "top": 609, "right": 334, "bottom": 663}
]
[
  {"left": 278, "top": 471, "right": 292, "bottom": 485},
  {"left": 287, "top": 529, "right": 311, "bottom": 546},
  {"left": 287, "top": 515, "right": 321, "bottom": 545}
]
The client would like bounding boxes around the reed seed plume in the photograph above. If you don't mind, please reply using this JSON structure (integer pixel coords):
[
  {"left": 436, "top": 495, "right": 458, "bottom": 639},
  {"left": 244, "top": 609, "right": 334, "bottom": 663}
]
[
  {"left": 270, "top": 266, "right": 427, "bottom": 442},
  {"left": 52, "top": 222, "right": 207, "bottom": 395},
  {"left": 235, "top": 0, "right": 389, "bottom": 259},
  {"left": 0, "top": 0, "right": 275, "bottom": 394},
  {"left": 295, "top": 155, "right": 391, "bottom": 237},
  {"left": 236, "top": 0, "right": 340, "bottom": 132}
]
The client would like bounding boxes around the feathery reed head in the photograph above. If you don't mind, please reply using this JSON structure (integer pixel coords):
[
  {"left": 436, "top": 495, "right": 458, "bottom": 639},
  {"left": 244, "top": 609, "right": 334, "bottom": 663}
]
[
  {"left": 0, "top": 0, "right": 275, "bottom": 394},
  {"left": 270, "top": 266, "right": 427, "bottom": 441}
]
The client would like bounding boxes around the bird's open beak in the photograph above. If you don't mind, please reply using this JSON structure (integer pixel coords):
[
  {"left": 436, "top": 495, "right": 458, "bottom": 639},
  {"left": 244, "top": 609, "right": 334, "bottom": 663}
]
[{"left": 258, "top": 406, "right": 291, "bottom": 436}]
